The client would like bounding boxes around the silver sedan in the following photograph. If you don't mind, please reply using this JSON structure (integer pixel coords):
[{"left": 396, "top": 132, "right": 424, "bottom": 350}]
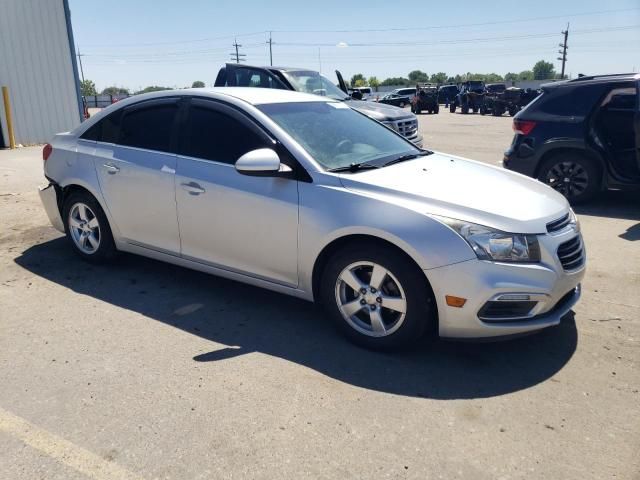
[{"left": 39, "top": 88, "right": 584, "bottom": 349}]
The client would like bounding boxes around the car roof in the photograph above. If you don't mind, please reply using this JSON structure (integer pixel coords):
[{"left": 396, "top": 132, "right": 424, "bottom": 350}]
[
  {"left": 543, "top": 73, "right": 640, "bottom": 90},
  {"left": 106, "top": 87, "right": 332, "bottom": 107}
]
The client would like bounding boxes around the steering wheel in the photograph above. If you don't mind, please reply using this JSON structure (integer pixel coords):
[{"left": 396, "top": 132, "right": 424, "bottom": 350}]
[{"left": 336, "top": 139, "right": 353, "bottom": 154}]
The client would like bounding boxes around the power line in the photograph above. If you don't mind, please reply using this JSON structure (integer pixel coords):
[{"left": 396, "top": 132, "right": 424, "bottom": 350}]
[{"left": 271, "top": 7, "right": 640, "bottom": 33}]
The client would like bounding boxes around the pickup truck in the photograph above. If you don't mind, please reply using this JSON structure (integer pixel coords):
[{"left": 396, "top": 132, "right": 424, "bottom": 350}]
[{"left": 214, "top": 63, "right": 423, "bottom": 147}]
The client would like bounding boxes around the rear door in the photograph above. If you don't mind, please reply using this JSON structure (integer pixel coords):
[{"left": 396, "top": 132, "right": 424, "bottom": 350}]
[{"left": 93, "top": 98, "right": 182, "bottom": 253}]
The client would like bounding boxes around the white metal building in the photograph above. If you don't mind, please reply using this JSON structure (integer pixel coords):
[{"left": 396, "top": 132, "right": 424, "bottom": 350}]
[{"left": 0, "top": 0, "right": 82, "bottom": 147}]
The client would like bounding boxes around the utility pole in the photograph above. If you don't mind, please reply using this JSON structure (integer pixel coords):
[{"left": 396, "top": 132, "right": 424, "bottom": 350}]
[
  {"left": 558, "top": 23, "right": 569, "bottom": 79},
  {"left": 76, "top": 48, "right": 85, "bottom": 83},
  {"left": 230, "top": 39, "right": 246, "bottom": 64},
  {"left": 267, "top": 32, "right": 273, "bottom": 66}
]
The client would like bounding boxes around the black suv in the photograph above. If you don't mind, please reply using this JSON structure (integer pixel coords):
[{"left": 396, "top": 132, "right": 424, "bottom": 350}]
[
  {"left": 504, "top": 74, "right": 640, "bottom": 203},
  {"left": 214, "top": 64, "right": 423, "bottom": 146}
]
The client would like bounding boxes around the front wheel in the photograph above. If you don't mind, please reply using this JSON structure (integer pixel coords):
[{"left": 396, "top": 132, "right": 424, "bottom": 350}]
[
  {"left": 319, "top": 244, "right": 435, "bottom": 350},
  {"left": 63, "top": 191, "right": 117, "bottom": 263},
  {"left": 537, "top": 153, "right": 600, "bottom": 204},
  {"left": 449, "top": 103, "right": 456, "bottom": 113},
  {"left": 434, "top": 105, "right": 439, "bottom": 114}
]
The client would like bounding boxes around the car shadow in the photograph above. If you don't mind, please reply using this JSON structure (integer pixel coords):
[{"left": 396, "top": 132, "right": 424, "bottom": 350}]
[
  {"left": 15, "top": 237, "right": 578, "bottom": 400},
  {"left": 574, "top": 190, "right": 640, "bottom": 222}
]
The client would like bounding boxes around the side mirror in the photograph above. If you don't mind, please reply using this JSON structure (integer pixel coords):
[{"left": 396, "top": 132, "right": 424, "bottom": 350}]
[{"left": 235, "top": 148, "right": 292, "bottom": 177}]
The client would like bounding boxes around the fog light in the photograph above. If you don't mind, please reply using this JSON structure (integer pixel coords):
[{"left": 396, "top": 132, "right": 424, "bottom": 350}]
[{"left": 445, "top": 295, "right": 467, "bottom": 308}]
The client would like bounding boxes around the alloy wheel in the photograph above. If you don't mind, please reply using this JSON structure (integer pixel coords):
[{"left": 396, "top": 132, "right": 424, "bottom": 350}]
[
  {"left": 544, "top": 161, "right": 589, "bottom": 198},
  {"left": 334, "top": 261, "right": 407, "bottom": 337},
  {"left": 68, "top": 203, "right": 101, "bottom": 254}
]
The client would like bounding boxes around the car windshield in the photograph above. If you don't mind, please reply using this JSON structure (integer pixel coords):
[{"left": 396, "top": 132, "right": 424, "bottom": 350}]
[
  {"left": 258, "top": 101, "right": 421, "bottom": 171},
  {"left": 281, "top": 71, "right": 350, "bottom": 101}
]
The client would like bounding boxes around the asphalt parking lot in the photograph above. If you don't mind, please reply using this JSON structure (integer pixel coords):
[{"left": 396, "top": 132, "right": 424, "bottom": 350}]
[{"left": 1, "top": 111, "right": 638, "bottom": 479}]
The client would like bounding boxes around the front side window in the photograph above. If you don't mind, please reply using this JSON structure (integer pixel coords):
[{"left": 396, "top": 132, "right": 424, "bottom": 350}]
[
  {"left": 183, "top": 106, "right": 268, "bottom": 164},
  {"left": 258, "top": 101, "right": 420, "bottom": 170},
  {"left": 119, "top": 103, "right": 179, "bottom": 152}
]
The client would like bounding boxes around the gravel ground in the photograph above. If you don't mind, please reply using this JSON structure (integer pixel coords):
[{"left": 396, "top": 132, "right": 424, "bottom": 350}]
[{"left": 1, "top": 111, "right": 638, "bottom": 480}]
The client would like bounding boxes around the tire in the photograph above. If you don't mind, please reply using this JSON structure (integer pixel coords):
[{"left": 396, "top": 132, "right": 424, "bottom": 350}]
[
  {"left": 416, "top": 107, "right": 422, "bottom": 114},
  {"left": 472, "top": 106, "right": 479, "bottom": 113},
  {"left": 62, "top": 190, "right": 117, "bottom": 263},
  {"left": 537, "top": 153, "right": 601, "bottom": 204},
  {"left": 508, "top": 106, "right": 518, "bottom": 116},
  {"left": 449, "top": 103, "right": 456, "bottom": 113},
  {"left": 319, "top": 243, "right": 435, "bottom": 350},
  {"left": 434, "top": 105, "right": 439, "bottom": 114},
  {"left": 461, "top": 104, "right": 469, "bottom": 114},
  {"left": 480, "top": 105, "right": 486, "bottom": 115}
]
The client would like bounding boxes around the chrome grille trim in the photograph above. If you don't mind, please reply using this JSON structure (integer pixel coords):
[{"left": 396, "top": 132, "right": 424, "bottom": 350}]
[
  {"left": 547, "top": 213, "right": 571, "bottom": 233},
  {"left": 557, "top": 236, "right": 585, "bottom": 271}
]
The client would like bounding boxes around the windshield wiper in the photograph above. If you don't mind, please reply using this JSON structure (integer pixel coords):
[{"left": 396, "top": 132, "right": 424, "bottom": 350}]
[
  {"left": 382, "top": 150, "right": 432, "bottom": 167},
  {"left": 328, "top": 162, "right": 380, "bottom": 173}
]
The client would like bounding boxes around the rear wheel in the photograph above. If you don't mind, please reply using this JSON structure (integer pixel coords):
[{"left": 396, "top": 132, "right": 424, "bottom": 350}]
[
  {"left": 62, "top": 191, "right": 117, "bottom": 263},
  {"left": 480, "top": 105, "right": 487, "bottom": 115},
  {"left": 434, "top": 105, "right": 439, "bottom": 114},
  {"left": 319, "top": 244, "right": 435, "bottom": 350},
  {"left": 537, "top": 153, "right": 600, "bottom": 204},
  {"left": 449, "top": 103, "right": 456, "bottom": 113},
  {"left": 508, "top": 105, "right": 518, "bottom": 116}
]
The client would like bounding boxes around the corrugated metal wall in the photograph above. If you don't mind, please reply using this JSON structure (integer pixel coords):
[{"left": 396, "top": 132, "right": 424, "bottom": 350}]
[{"left": 0, "top": 0, "right": 82, "bottom": 146}]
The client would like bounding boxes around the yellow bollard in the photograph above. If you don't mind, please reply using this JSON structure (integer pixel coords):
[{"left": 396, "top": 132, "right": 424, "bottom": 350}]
[{"left": 2, "top": 86, "right": 16, "bottom": 149}]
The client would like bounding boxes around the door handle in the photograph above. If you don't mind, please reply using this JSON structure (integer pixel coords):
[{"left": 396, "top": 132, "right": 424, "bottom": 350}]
[
  {"left": 103, "top": 163, "right": 120, "bottom": 174},
  {"left": 181, "top": 182, "right": 205, "bottom": 195}
]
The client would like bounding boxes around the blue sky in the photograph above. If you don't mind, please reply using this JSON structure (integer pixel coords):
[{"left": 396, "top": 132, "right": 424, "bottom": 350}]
[{"left": 68, "top": 0, "right": 640, "bottom": 91}]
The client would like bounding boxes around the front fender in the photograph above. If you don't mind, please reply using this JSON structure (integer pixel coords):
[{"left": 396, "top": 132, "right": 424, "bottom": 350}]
[{"left": 297, "top": 182, "right": 475, "bottom": 296}]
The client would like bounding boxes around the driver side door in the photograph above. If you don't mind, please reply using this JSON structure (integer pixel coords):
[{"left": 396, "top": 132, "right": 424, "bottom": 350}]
[{"left": 175, "top": 98, "right": 300, "bottom": 287}]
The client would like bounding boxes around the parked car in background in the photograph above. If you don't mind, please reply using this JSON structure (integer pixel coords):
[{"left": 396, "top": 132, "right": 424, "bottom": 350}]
[
  {"left": 378, "top": 93, "right": 411, "bottom": 107},
  {"left": 392, "top": 87, "right": 418, "bottom": 103},
  {"left": 504, "top": 73, "right": 640, "bottom": 203},
  {"left": 438, "top": 84, "right": 459, "bottom": 105},
  {"left": 411, "top": 84, "right": 439, "bottom": 114},
  {"left": 214, "top": 63, "right": 422, "bottom": 146},
  {"left": 39, "top": 88, "right": 584, "bottom": 350}
]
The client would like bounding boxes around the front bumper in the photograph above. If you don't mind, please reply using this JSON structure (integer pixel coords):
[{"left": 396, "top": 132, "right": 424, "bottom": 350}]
[
  {"left": 427, "top": 232, "right": 585, "bottom": 339},
  {"left": 38, "top": 182, "right": 65, "bottom": 233}
]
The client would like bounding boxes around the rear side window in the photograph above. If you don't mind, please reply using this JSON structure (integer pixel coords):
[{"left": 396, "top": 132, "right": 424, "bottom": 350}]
[
  {"left": 536, "top": 85, "right": 603, "bottom": 117},
  {"left": 80, "top": 109, "right": 123, "bottom": 143},
  {"left": 183, "top": 105, "right": 268, "bottom": 164},
  {"left": 119, "top": 103, "right": 179, "bottom": 152}
]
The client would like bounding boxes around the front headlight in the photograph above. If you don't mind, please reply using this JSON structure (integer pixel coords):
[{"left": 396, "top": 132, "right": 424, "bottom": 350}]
[{"left": 435, "top": 217, "right": 541, "bottom": 263}]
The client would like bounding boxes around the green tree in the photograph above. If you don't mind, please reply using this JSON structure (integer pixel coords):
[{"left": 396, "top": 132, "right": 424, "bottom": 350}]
[
  {"left": 504, "top": 72, "right": 518, "bottom": 83},
  {"left": 136, "top": 86, "right": 172, "bottom": 94},
  {"left": 380, "top": 77, "right": 409, "bottom": 86},
  {"left": 368, "top": 76, "right": 380, "bottom": 91},
  {"left": 354, "top": 78, "right": 368, "bottom": 87},
  {"left": 80, "top": 79, "right": 97, "bottom": 96},
  {"left": 518, "top": 70, "right": 534, "bottom": 81},
  {"left": 101, "top": 86, "right": 130, "bottom": 95},
  {"left": 429, "top": 72, "right": 448, "bottom": 84},
  {"left": 532, "top": 60, "right": 555, "bottom": 80},
  {"left": 408, "top": 70, "right": 429, "bottom": 83},
  {"left": 191, "top": 80, "right": 205, "bottom": 88},
  {"left": 484, "top": 73, "right": 504, "bottom": 83},
  {"left": 350, "top": 73, "right": 366, "bottom": 87}
]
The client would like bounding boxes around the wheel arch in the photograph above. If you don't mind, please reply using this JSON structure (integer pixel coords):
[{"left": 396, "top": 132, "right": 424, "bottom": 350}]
[{"left": 311, "top": 234, "right": 439, "bottom": 327}]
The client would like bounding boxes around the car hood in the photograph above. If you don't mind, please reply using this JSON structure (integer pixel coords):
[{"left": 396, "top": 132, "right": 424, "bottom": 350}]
[
  {"left": 337, "top": 152, "right": 569, "bottom": 234},
  {"left": 344, "top": 99, "right": 413, "bottom": 121}
]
